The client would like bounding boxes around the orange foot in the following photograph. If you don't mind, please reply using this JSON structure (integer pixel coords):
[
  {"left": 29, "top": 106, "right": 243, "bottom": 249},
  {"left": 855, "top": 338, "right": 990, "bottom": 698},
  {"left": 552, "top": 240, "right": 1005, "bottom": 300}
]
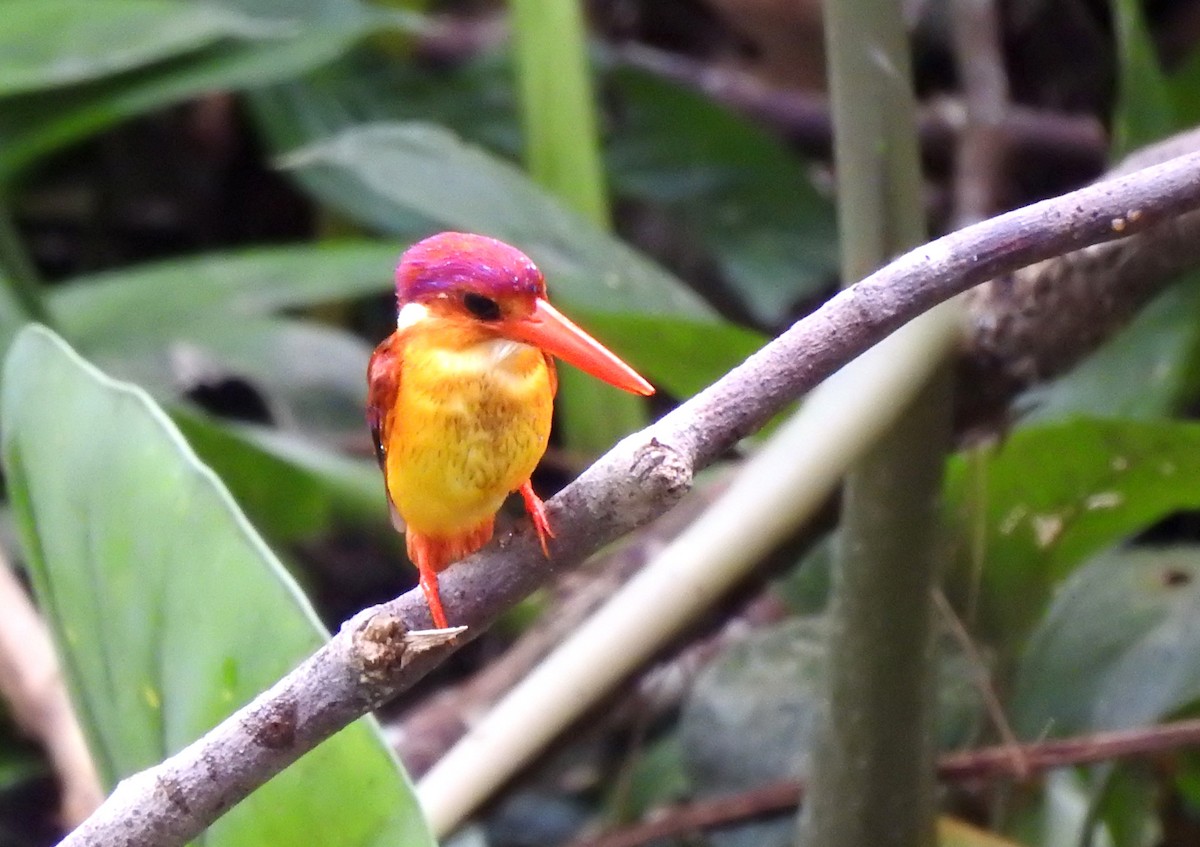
[
  {"left": 417, "top": 564, "right": 449, "bottom": 630},
  {"left": 519, "top": 480, "right": 555, "bottom": 557},
  {"left": 406, "top": 523, "right": 494, "bottom": 629}
]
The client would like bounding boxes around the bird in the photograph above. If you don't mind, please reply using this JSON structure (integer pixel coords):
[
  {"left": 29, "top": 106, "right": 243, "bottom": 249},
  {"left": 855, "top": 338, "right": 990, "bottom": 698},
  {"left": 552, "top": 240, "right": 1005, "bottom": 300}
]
[{"left": 367, "top": 232, "right": 655, "bottom": 629}]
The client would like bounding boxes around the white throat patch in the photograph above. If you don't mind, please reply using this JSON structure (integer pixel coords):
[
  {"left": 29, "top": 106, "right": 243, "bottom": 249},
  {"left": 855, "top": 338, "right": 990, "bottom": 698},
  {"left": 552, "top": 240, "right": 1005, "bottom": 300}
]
[{"left": 396, "top": 301, "right": 431, "bottom": 330}]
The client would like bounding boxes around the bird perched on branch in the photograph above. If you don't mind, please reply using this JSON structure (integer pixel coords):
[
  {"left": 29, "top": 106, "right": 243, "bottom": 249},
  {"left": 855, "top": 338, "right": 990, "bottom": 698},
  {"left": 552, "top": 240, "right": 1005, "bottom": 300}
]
[{"left": 367, "top": 232, "right": 655, "bottom": 629}]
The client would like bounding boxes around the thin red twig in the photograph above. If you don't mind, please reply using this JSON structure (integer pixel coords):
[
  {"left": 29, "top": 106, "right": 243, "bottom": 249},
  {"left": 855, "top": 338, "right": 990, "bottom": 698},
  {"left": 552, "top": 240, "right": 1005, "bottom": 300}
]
[{"left": 571, "top": 719, "right": 1200, "bottom": 847}]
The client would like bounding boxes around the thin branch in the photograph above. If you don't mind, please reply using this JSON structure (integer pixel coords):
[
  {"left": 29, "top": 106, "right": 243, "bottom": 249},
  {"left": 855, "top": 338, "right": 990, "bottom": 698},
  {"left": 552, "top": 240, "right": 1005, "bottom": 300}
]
[
  {"left": 932, "top": 590, "right": 1024, "bottom": 777},
  {"left": 962, "top": 128, "right": 1200, "bottom": 425},
  {"left": 55, "top": 150, "right": 1200, "bottom": 847},
  {"left": 950, "top": 0, "right": 1011, "bottom": 225},
  {"left": 570, "top": 718, "right": 1200, "bottom": 847},
  {"left": 610, "top": 42, "right": 1105, "bottom": 172},
  {"left": 413, "top": 18, "right": 1105, "bottom": 172}
]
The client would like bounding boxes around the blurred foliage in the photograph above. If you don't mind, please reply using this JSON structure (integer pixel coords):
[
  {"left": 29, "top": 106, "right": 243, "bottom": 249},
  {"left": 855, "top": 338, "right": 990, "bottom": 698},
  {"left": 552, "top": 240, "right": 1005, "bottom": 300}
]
[
  {"left": 2, "top": 326, "right": 433, "bottom": 847},
  {"left": 4, "top": 0, "right": 1200, "bottom": 846}
]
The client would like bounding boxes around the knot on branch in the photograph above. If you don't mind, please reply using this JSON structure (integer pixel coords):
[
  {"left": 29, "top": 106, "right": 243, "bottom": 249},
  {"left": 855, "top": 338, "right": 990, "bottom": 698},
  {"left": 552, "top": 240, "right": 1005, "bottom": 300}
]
[
  {"left": 633, "top": 437, "right": 693, "bottom": 504},
  {"left": 244, "top": 696, "right": 298, "bottom": 750},
  {"left": 350, "top": 609, "right": 462, "bottom": 682}
]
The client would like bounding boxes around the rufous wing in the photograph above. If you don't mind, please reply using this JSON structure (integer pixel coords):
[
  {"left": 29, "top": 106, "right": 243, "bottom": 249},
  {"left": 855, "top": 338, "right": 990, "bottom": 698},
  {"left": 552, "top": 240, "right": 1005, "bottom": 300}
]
[{"left": 367, "top": 332, "right": 406, "bottom": 532}]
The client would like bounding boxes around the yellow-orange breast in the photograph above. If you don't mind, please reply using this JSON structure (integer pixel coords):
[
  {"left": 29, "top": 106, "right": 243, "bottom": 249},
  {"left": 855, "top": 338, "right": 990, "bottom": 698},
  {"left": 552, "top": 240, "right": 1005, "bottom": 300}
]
[{"left": 385, "top": 331, "right": 554, "bottom": 540}]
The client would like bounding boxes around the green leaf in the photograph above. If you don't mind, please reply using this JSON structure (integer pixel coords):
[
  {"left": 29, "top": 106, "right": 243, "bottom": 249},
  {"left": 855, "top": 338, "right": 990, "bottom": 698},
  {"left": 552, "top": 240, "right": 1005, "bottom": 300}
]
[
  {"left": 1168, "top": 45, "right": 1200, "bottom": 131},
  {"left": 1018, "top": 273, "right": 1200, "bottom": 423},
  {"left": 554, "top": 368, "right": 647, "bottom": 455},
  {"left": 510, "top": 0, "right": 610, "bottom": 228},
  {"left": 50, "top": 241, "right": 398, "bottom": 336},
  {"left": 0, "top": 268, "right": 33, "bottom": 359},
  {"left": 255, "top": 51, "right": 836, "bottom": 328},
  {"left": 0, "top": 0, "right": 293, "bottom": 97},
  {"left": 508, "top": 0, "right": 640, "bottom": 451},
  {"left": 580, "top": 312, "right": 765, "bottom": 399},
  {"left": 77, "top": 314, "right": 372, "bottom": 438},
  {"left": 0, "top": 5, "right": 410, "bottom": 180},
  {"left": 1014, "top": 546, "right": 1200, "bottom": 736},
  {"left": 1110, "top": 0, "right": 1177, "bottom": 157},
  {"left": 678, "top": 619, "right": 983, "bottom": 847},
  {"left": 1, "top": 326, "right": 432, "bottom": 847},
  {"left": 173, "top": 409, "right": 384, "bottom": 541},
  {"left": 276, "top": 123, "right": 715, "bottom": 319},
  {"left": 945, "top": 418, "right": 1200, "bottom": 643},
  {"left": 606, "top": 68, "right": 838, "bottom": 326}
]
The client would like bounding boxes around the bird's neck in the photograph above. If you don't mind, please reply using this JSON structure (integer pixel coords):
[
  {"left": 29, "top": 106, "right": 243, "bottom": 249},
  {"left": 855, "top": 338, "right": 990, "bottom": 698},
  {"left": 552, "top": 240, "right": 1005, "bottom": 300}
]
[{"left": 406, "top": 318, "right": 540, "bottom": 377}]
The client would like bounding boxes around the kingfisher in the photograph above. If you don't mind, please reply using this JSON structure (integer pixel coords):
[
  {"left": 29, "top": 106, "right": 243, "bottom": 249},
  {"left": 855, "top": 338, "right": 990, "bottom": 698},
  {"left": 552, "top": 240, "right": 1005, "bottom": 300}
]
[{"left": 367, "top": 232, "right": 655, "bottom": 629}]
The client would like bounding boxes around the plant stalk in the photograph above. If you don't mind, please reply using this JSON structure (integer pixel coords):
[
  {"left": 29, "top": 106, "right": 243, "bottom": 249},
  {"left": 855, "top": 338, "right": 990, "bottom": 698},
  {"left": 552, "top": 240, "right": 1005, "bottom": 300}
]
[
  {"left": 797, "top": 0, "right": 949, "bottom": 844},
  {"left": 508, "top": 0, "right": 645, "bottom": 453},
  {"left": 0, "top": 201, "right": 49, "bottom": 324}
]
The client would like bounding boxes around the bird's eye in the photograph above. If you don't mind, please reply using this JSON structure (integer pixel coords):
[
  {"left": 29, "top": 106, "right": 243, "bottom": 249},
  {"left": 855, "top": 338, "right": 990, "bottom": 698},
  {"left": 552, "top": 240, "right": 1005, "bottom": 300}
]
[{"left": 463, "top": 292, "right": 502, "bottom": 321}]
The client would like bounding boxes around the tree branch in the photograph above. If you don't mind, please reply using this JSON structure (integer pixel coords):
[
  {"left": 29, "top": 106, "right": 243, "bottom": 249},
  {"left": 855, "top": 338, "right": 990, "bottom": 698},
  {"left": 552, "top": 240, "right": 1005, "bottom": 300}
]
[
  {"left": 962, "top": 127, "right": 1200, "bottom": 419},
  {"left": 56, "top": 150, "right": 1200, "bottom": 847},
  {"left": 569, "top": 717, "right": 1200, "bottom": 847}
]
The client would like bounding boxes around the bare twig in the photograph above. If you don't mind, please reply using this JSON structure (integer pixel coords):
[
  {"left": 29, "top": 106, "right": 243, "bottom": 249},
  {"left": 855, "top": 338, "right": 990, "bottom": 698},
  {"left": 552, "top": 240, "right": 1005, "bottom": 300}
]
[
  {"left": 409, "top": 19, "right": 1106, "bottom": 172},
  {"left": 611, "top": 42, "right": 1105, "bottom": 172},
  {"left": 950, "top": 0, "right": 1011, "bottom": 224},
  {"left": 55, "top": 151, "right": 1200, "bottom": 847},
  {"left": 932, "top": 591, "right": 1024, "bottom": 777},
  {"left": 939, "top": 0, "right": 1024, "bottom": 779},
  {"left": 0, "top": 556, "right": 103, "bottom": 826},
  {"left": 571, "top": 718, "right": 1200, "bottom": 847},
  {"left": 962, "top": 127, "right": 1200, "bottom": 418}
]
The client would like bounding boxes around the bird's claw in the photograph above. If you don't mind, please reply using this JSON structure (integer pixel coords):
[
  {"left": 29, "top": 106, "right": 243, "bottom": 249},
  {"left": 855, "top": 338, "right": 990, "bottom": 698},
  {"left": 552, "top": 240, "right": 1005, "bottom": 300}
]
[{"left": 519, "top": 480, "right": 555, "bottom": 558}]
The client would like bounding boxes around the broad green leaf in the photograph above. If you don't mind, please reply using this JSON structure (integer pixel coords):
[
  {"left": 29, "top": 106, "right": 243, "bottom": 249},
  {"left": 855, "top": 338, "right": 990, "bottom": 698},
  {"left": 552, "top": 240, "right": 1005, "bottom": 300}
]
[
  {"left": 51, "top": 237, "right": 760, "bottom": 404},
  {"left": 49, "top": 241, "right": 397, "bottom": 336},
  {"left": 0, "top": 270, "right": 33, "bottom": 358},
  {"left": 275, "top": 123, "right": 715, "bottom": 320},
  {"left": 1018, "top": 273, "right": 1200, "bottom": 423},
  {"left": 508, "top": 0, "right": 641, "bottom": 452},
  {"left": 1110, "top": 0, "right": 1177, "bottom": 157},
  {"left": 1095, "top": 767, "right": 1160, "bottom": 847},
  {"left": 606, "top": 69, "right": 838, "bottom": 326},
  {"left": 1, "top": 326, "right": 432, "bottom": 847},
  {"left": 1015, "top": 546, "right": 1200, "bottom": 736},
  {"left": 945, "top": 418, "right": 1200, "bottom": 642},
  {"left": 173, "top": 409, "right": 384, "bottom": 541},
  {"left": 76, "top": 314, "right": 372, "bottom": 437},
  {"left": 255, "top": 51, "right": 837, "bottom": 328},
  {"left": 555, "top": 368, "right": 647, "bottom": 455},
  {"left": 1168, "top": 45, "right": 1200, "bottom": 131},
  {"left": 0, "top": 0, "right": 291, "bottom": 97},
  {"left": 0, "top": 5, "right": 415, "bottom": 180},
  {"left": 509, "top": 0, "right": 609, "bottom": 228},
  {"left": 580, "top": 312, "right": 765, "bottom": 399},
  {"left": 249, "top": 51, "right": 522, "bottom": 169}
]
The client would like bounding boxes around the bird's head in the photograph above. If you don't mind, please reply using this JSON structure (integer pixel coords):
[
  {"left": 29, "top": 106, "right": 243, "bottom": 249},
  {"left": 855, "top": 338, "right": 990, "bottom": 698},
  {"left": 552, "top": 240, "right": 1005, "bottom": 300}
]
[{"left": 394, "top": 232, "right": 654, "bottom": 396}]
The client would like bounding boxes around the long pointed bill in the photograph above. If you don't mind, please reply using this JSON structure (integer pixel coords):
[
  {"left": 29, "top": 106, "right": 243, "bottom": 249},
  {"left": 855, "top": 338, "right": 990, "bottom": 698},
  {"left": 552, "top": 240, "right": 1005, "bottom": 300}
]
[{"left": 504, "top": 299, "right": 654, "bottom": 396}]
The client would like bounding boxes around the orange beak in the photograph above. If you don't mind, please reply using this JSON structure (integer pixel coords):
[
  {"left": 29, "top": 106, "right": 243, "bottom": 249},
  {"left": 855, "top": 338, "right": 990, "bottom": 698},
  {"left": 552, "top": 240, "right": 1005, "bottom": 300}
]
[{"left": 503, "top": 299, "right": 654, "bottom": 396}]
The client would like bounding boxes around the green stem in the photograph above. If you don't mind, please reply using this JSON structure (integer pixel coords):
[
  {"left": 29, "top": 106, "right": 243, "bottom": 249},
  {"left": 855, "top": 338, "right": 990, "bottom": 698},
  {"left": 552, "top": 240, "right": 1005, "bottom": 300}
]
[
  {"left": 0, "top": 201, "right": 49, "bottom": 324},
  {"left": 797, "top": 0, "right": 947, "bottom": 844},
  {"left": 509, "top": 0, "right": 610, "bottom": 228},
  {"left": 508, "top": 0, "right": 644, "bottom": 454}
]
